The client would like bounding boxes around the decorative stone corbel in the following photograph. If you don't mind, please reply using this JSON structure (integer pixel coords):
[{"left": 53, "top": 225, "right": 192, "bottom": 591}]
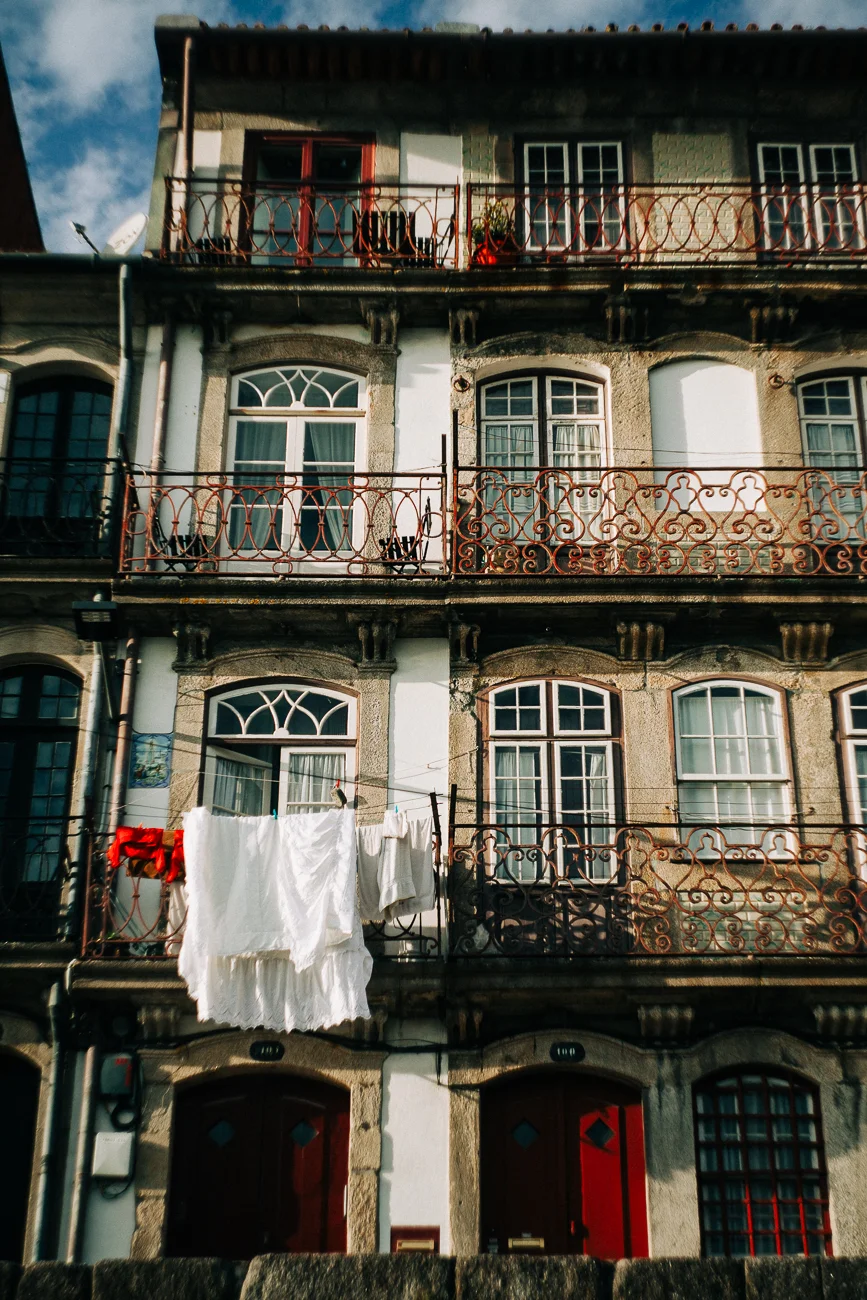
[
  {"left": 750, "top": 302, "right": 798, "bottom": 347},
  {"left": 450, "top": 307, "right": 480, "bottom": 349},
  {"left": 605, "top": 292, "right": 649, "bottom": 345},
  {"left": 360, "top": 301, "right": 399, "bottom": 348},
  {"left": 638, "top": 1004, "right": 695, "bottom": 1044},
  {"left": 137, "top": 1003, "right": 181, "bottom": 1043},
  {"left": 354, "top": 617, "right": 398, "bottom": 672},
  {"left": 351, "top": 1007, "right": 388, "bottom": 1045},
  {"left": 617, "top": 620, "right": 665, "bottom": 661},
  {"left": 202, "top": 306, "right": 233, "bottom": 349},
  {"left": 451, "top": 621, "right": 481, "bottom": 667},
  {"left": 813, "top": 1004, "right": 867, "bottom": 1043},
  {"left": 449, "top": 1005, "right": 484, "bottom": 1047},
  {"left": 779, "top": 621, "right": 833, "bottom": 665},
  {"left": 172, "top": 620, "right": 211, "bottom": 670}
]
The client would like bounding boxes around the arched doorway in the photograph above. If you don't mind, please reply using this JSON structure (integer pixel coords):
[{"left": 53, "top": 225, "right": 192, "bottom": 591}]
[
  {"left": 166, "top": 1073, "right": 349, "bottom": 1258},
  {"left": 480, "top": 1071, "right": 648, "bottom": 1259},
  {"left": 0, "top": 1052, "right": 39, "bottom": 1262}
]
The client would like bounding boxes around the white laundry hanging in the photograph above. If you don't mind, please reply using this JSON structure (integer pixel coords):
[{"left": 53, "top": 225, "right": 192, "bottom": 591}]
[
  {"left": 179, "top": 806, "right": 372, "bottom": 1033},
  {"left": 356, "top": 811, "right": 436, "bottom": 922}
]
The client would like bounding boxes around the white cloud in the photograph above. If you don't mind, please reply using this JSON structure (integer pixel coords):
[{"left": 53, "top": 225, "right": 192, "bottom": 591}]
[
  {"left": 32, "top": 144, "right": 152, "bottom": 254},
  {"left": 277, "top": 0, "right": 392, "bottom": 25}
]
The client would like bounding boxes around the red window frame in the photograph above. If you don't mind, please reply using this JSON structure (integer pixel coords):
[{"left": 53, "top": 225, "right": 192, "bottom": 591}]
[
  {"left": 242, "top": 133, "right": 375, "bottom": 259},
  {"left": 693, "top": 1068, "right": 833, "bottom": 1258}
]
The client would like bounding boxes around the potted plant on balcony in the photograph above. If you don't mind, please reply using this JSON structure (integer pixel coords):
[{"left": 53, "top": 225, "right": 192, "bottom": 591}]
[{"left": 471, "top": 200, "right": 519, "bottom": 266}]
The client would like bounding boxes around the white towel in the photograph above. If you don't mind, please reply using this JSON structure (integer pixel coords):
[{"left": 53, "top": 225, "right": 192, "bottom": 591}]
[
  {"left": 357, "top": 812, "right": 436, "bottom": 922},
  {"left": 179, "top": 807, "right": 371, "bottom": 1032}
]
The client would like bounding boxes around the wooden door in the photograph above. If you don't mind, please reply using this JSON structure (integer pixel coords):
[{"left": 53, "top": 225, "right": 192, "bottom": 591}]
[
  {"left": 480, "top": 1071, "right": 648, "bottom": 1259},
  {"left": 0, "top": 1053, "right": 39, "bottom": 1262},
  {"left": 166, "top": 1074, "right": 349, "bottom": 1258}
]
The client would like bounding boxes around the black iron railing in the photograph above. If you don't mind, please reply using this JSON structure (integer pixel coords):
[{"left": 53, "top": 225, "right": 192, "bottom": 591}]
[
  {"left": 0, "top": 818, "right": 78, "bottom": 942},
  {"left": 0, "top": 459, "right": 120, "bottom": 560}
]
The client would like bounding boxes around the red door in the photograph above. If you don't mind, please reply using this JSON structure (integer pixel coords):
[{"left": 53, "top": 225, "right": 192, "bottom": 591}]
[
  {"left": 166, "top": 1074, "right": 349, "bottom": 1258},
  {"left": 480, "top": 1072, "right": 648, "bottom": 1259}
]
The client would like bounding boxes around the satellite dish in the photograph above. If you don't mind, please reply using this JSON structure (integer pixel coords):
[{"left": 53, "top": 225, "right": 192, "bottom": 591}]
[{"left": 101, "top": 212, "right": 147, "bottom": 257}]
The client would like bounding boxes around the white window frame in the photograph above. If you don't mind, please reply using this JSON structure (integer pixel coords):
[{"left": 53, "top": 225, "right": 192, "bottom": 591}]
[
  {"left": 225, "top": 367, "right": 367, "bottom": 564},
  {"left": 523, "top": 141, "right": 571, "bottom": 252},
  {"left": 758, "top": 143, "right": 809, "bottom": 252},
  {"left": 205, "top": 682, "right": 357, "bottom": 815},
  {"left": 203, "top": 744, "right": 272, "bottom": 816},
  {"left": 575, "top": 140, "right": 626, "bottom": 254},
  {"left": 673, "top": 680, "right": 792, "bottom": 854},
  {"left": 838, "top": 685, "right": 867, "bottom": 825},
  {"left": 488, "top": 678, "right": 618, "bottom": 883},
  {"left": 797, "top": 374, "right": 867, "bottom": 542},
  {"left": 808, "top": 143, "right": 863, "bottom": 250}
]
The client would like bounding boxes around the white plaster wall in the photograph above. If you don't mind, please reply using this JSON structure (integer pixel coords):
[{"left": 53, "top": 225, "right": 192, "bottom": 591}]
[
  {"left": 399, "top": 134, "right": 462, "bottom": 187},
  {"left": 379, "top": 1019, "right": 450, "bottom": 1253},
  {"left": 649, "top": 359, "right": 763, "bottom": 467},
  {"left": 388, "top": 639, "right": 449, "bottom": 818},
  {"left": 395, "top": 331, "right": 451, "bottom": 473},
  {"left": 132, "top": 326, "right": 162, "bottom": 466},
  {"left": 58, "top": 1052, "right": 136, "bottom": 1262},
  {"left": 164, "top": 326, "right": 203, "bottom": 473},
  {"left": 124, "top": 639, "right": 178, "bottom": 828}
]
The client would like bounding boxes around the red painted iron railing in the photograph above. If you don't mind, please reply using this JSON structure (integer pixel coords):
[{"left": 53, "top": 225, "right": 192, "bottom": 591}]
[
  {"left": 451, "top": 465, "right": 867, "bottom": 577},
  {"left": 161, "top": 177, "right": 460, "bottom": 267},
  {"left": 467, "top": 182, "right": 867, "bottom": 265},
  {"left": 120, "top": 472, "right": 447, "bottom": 576},
  {"left": 448, "top": 821, "right": 867, "bottom": 957}
]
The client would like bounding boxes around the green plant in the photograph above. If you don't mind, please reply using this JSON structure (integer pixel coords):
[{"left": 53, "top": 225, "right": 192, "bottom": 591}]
[{"left": 472, "top": 199, "right": 513, "bottom": 245}]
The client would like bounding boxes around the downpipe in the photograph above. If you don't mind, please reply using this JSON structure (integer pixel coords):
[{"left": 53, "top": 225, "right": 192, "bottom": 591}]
[
  {"left": 65, "top": 1044, "right": 99, "bottom": 1263},
  {"left": 108, "top": 637, "right": 139, "bottom": 838},
  {"left": 63, "top": 641, "right": 104, "bottom": 942},
  {"left": 30, "top": 982, "right": 66, "bottom": 1261},
  {"left": 105, "top": 264, "right": 132, "bottom": 549}
]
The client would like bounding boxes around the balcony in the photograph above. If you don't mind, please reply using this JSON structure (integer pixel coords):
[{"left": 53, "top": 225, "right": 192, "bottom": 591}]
[
  {"left": 161, "top": 177, "right": 459, "bottom": 267},
  {"left": 120, "top": 466, "right": 867, "bottom": 581},
  {"left": 82, "top": 830, "right": 443, "bottom": 961},
  {"left": 120, "top": 470, "right": 447, "bottom": 576},
  {"left": 468, "top": 182, "right": 867, "bottom": 267},
  {"left": 0, "top": 818, "right": 79, "bottom": 942},
  {"left": 448, "top": 821, "right": 867, "bottom": 958},
  {"left": 0, "top": 459, "right": 118, "bottom": 562}
]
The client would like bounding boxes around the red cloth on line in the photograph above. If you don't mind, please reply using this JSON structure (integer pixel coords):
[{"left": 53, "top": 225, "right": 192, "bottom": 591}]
[{"left": 107, "top": 826, "right": 185, "bottom": 883}]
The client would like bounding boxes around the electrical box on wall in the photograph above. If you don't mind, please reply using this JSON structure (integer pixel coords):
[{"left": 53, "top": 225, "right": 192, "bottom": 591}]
[
  {"left": 100, "top": 1052, "right": 135, "bottom": 1098},
  {"left": 92, "top": 1131, "right": 134, "bottom": 1180}
]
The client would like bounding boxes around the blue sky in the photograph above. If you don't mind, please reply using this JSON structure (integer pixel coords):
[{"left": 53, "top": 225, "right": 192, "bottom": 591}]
[{"left": 3, "top": 0, "right": 866, "bottom": 252}]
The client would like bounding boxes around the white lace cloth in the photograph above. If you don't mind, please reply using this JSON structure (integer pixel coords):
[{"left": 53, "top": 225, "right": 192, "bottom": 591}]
[
  {"left": 356, "top": 812, "right": 436, "bottom": 922},
  {"left": 179, "top": 807, "right": 372, "bottom": 1032}
]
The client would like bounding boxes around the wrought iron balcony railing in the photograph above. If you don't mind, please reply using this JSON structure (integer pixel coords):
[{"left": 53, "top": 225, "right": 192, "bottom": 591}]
[
  {"left": 448, "top": 820, "right": 867, "bottom": 958},
  {"left": 161, "top": 178, "right": 460, "bottom": 267},
  {"left": 468, "top": 182, "right": 867, "bottom": 266},
  {"left": 0, "top": 459, "right": 119, "bottom": 560},
  {"left": 120, "top": 471, "right": 447, "bottom": 576},
  {"left": 452, "top": 465, "right": 867, "bottom": 578},
  {"left": 82, "top": 827, "right": 443, "bottom": 961},
  {"left": 0, "top": 818, "right": 79, "bottom": 942}
]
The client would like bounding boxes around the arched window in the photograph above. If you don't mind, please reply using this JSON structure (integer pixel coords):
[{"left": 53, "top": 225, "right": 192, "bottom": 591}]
[
  {"left": 227, "top": 367, "right": 365, "bottom": 554},
  {"left": 204, "top": 682, "right": 356, "bottom": 817},
  {"left": 0, "top": 667, "right": 81, "bottom": 937},
  {"left": 487, "top": 678, "right": 619, "bottom": 881},
  {"left": 837, "top": 684, "right": 867, "bottom": 822},
  {"left": 5, "top": 378, "right": 113, "bottom": 550},
  {"left": 673, "top": 681, "right": 790, "bottom": 845},
  {"left": 694, "top": 1069, "right": 831, "bottom": 1258}
]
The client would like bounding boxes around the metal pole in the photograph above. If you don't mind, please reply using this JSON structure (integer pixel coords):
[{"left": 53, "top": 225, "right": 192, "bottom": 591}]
[
  {"left": 65, "top": 1044, "right": 98, "bottom": 1263},
  {"left": 150, "top": 310, "right": 176, "bottom": 479},
  {"left": 64, "top": 643, "right": 104, "bottom": 942},
  {"left": 30, "top": 983, "right": 65, "bottom": 1260},
  {"left": 108, "top": 637, "right": 139, "bottom": 838}
]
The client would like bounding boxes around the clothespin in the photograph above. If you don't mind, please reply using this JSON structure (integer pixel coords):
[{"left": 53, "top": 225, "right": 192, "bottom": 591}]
[
  {"left": 272, "top": 809, "right": 278, "bottom": 819},
  {"left": 331, "top": 780, "right": 348, "bottom": 808},
  {"left": 394, "top": 803, "right": 400, "bottom": 815}
]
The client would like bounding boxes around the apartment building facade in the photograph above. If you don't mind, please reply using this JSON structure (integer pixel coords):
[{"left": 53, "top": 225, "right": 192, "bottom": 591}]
[{"left": 2, "top": 16, "right": 867, "bottom": 1270}]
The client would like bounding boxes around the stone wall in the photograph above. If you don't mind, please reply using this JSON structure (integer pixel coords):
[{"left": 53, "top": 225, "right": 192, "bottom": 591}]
[{"left": 4, "top": 1256, "right": 865, "bottom": 1300}]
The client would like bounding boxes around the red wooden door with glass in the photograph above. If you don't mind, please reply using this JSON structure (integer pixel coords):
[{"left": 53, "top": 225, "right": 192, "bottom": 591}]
[
  {"left": 480, "top": 1072, "right": 648, "bottom": 1259},
  {"left": 166, "top": 1074, "right": 349, "bottom": 1258}
]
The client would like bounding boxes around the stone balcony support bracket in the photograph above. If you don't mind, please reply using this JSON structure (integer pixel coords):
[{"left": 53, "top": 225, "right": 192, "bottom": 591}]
[
  {"left": 617, "top": 620, "right": 666, "bottom": 661},
  {"left": 779, "top": 621, "right": 834, "bottom": 665},
  {"left": 638, "top": 1003, "right": 696, "bottom": 1044}
]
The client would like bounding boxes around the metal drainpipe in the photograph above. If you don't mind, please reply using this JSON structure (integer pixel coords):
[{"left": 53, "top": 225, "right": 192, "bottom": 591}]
[
  {"left": 63, "top": 639, "right": 104, "bottom": 942},
  {"left": 180, "top": 34, "right": 196, "bottom": 183},
  {"left": 108, "top": 637, "right": 139, "bottom": 839},
  {"left": 30, "top": 982, "right": 66, "bottom": 1261},
  {"left": 105, "top": 265, "right": 132, "bottom": 543},
  {"left": 65, "top": 1043, "right": 99, "bottom": 1263},
  {"left": 150, "top": 310, "right": 176, "bottom": 479}
]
